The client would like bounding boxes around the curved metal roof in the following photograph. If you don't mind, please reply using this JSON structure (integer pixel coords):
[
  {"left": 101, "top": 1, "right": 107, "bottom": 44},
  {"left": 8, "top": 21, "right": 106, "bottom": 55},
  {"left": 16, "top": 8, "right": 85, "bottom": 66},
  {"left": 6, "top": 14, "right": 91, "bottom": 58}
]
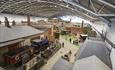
[{"left": 0, "top": 0, "right": 115, "bottom": 22}]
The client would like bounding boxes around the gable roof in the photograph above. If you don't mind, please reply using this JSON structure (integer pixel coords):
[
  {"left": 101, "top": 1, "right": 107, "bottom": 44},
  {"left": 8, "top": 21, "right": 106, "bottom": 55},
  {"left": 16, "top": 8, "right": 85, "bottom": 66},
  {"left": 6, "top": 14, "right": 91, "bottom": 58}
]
[
  {"left": 51, "top": 58, "right": 73, "bottom": 70},
  {"left": 0, "top": 25, "right": 44, "bottom": 43},
  {"left": 73, "top": 55, "right": 111, "bottom": 70},
  {"left": 75, "top": 39, "right": 112, "bottom": 68}
]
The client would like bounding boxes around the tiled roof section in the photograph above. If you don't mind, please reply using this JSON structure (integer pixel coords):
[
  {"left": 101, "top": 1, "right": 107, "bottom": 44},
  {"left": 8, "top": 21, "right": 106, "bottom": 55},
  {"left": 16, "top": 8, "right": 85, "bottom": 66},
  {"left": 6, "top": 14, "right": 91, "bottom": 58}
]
[
  {"left": 51, "top": 58, "right": 73, "bottom": 70},
  {"left": 73, "top": 55, "right": 111, "bottom": 70},
  {"left": 0, "top": 26, "right": 44, "bottom": 43},
  {"left": 71, "top": 27, "right": 82, "bottom": 34},
  {"left": 76, "top": 39, "right": 112, "bottom": 68}
]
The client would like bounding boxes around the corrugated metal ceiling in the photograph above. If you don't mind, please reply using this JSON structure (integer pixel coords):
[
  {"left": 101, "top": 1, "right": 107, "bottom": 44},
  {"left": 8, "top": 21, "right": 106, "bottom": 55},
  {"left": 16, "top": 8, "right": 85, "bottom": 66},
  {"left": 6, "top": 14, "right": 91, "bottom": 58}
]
[{"left": 0, "top": 0, "right": 114, "bottom": 22}]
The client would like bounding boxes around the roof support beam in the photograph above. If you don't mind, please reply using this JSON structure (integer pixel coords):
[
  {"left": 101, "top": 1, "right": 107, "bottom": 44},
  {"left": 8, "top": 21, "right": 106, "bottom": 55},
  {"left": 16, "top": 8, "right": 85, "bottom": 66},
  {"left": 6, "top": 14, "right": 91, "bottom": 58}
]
[
  {"left": 34, "top": 0, "right": 114, "bottom": 21},
  {"left": 14, "top": 2, "right": 45, "bottom": 14},
  {"left": 98, "top": 0, "right": 115, "bottom": 8},
  {"left": 63, "top": 0, "right": 97, "bottom": 15},
  {"left": 63, "top": 0, "right": 115, "bottom": 17},
  {"left": 1, "top": 0, "right": 113, "bottom": 22},
  {"left": 78, "top": 0, "right": 81, "bottom": 4},
  {"left": 98, "top": 4, "right": 105, "bottom": 13},
  {"left": 98, "top": 14, "right": 115, "bottom": 17},
  {"left": 64, "top": 0, "right": 115, "bottom": 22},
  {"left": 63, "top": 0, "right": 112, "bottom": 23},
  {"left": 24, "top": 0, "right": 95, "bottom": 19},
  {"left": 14, "top": 3, "right": 34, "bottom": 14},
  {"left": 90, "top": 0, "right": 97, "bottom": 13},
  {"left": 0, "top": 1, "right": 25, "bottom": 13},
  {"left": 88, "top": 0, "right": 90, "bottom": 8}
]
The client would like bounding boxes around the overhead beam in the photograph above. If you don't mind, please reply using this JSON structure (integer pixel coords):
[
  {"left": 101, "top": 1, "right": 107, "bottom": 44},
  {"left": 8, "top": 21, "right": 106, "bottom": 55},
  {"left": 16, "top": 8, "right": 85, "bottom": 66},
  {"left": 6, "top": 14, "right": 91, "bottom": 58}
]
[
  {"left": 49, "top": 12, "right": 65, "bottom": 18},
  {"left": 63, "top": 0, "right": 113, "bottom": 23},
  {"left": 14, "top": 3, "right": 34, "bottom": 14},
  {"left": 98, "top": 0, "right": 115, "bottom": 8},
  {"left": 7, "top": 2, "right": 28, "bottom": 14},
  {"left": 23, "top": 0, "right": 96, "bottom": 19},
  {"left": 15, "top": 2, "right": 38, "bottom": 14},
  {"left": 90, "top": 0, "right": 97, "bottom": 13},
  {"left": 98, "top": 14, "right": 115, "bottom": 17},
  {"left": 98, "top": 4, "right": 105, "bottom": 13},
  {"left": 0, "top": 1, "right": 25, "bottom": 13},
  {"left": 78, "top": 0, "right": 81, "bottom": 4},
  {"left": 1, "top": 0, "right": 111, "bottom": 21},
  {"left": 63, "top": 0, "right": 97, "bottom": 15},
  {"left": 63, "top": 0, "right": 115, "bottom": 16},
  {"left": 88, "top": 0, "right": 90, "bottom": 8}
]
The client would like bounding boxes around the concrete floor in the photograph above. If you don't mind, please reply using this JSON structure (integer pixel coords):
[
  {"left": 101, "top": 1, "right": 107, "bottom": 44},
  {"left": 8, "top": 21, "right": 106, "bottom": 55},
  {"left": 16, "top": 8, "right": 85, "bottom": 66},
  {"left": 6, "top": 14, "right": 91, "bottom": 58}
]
[{"left": 39, "top": 36, "right": 79, "bottom": 70}]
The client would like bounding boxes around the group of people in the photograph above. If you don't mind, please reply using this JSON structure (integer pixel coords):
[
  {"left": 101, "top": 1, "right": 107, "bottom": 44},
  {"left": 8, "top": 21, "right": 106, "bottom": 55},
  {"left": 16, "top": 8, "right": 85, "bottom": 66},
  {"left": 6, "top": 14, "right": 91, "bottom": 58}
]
[{"left": 54, "top": 39, "right": 65, "bottom": 48}]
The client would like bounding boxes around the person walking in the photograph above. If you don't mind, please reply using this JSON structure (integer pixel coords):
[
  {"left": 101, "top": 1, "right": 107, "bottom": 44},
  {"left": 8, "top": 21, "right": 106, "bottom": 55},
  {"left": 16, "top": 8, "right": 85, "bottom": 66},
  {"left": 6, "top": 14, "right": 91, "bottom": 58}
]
[
  {"left": 69, "top": 38, "right": 71, "bottom": 43},
  {"left": 62, "top": 42, "right": 64, "bottom": 47}
]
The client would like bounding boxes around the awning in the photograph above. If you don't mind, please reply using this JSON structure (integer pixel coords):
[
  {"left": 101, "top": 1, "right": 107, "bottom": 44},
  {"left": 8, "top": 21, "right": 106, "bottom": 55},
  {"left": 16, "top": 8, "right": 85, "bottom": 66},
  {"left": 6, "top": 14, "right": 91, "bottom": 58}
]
[{"left": 0, "top": 39, "right": 24, "bottom": 47}]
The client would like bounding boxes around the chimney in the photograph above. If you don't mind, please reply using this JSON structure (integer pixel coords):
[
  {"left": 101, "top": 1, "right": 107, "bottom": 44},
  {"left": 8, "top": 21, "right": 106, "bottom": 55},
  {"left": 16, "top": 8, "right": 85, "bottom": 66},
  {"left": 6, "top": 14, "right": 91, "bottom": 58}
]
[
  {"left": 27, "top": 15, "right": 31, "bottom": 26},
  {"left": 70, "top": 19, "right": 71, "bottom": 23},
  {"left": 12, "top": 20, "right": 16, "bottom": 26},
  {"left": 81, "top": 20, "right": 84, "bottom": 28},
  {"left": 4, "top": 17, "right": 11, "bottom": 28},
  {"left": 81, "top": 20, "right": 84, "bottom": 33},
  {"left": 0, "top": 21, "right": 1, "bottom": 24}
]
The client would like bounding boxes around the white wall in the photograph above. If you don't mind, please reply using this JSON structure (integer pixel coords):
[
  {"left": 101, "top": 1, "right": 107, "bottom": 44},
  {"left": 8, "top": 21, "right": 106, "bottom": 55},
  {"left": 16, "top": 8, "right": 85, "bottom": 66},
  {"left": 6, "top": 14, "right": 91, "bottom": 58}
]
[
  {"left": 91, "top": 20, "right": 115, "bottom": 70},
  {"left": 91, "top": 19, "right": 115, "bottom": 45},
  {"left": 110, "top": 48, "right": 115, "bottom": 70},
  {"left": 105, "top": 20, "right": 115, "bottom": 70},
  {"left": 91, "top": 21, "right": 108, "bottom": 34},
  {"left": 106, "top": 20, "right": 115, "bottom": 44}
]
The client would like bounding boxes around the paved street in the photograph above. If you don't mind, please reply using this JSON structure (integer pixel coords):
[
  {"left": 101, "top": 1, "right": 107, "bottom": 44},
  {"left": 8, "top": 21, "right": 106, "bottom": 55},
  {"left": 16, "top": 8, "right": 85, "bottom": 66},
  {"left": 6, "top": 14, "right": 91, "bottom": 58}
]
[{"left": 40, "top": 36, "right": 79, "bottom": 70}]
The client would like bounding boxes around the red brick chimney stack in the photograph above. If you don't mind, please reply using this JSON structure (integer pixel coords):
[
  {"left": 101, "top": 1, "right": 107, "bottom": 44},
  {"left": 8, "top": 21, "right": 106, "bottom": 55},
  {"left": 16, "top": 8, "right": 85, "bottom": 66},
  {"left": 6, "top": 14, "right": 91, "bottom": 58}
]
[
  {"left": 81, "top": 20, "right": 84, "bottom": 33},
  {"left": 81, "top": 20, "right": 84, "bottom": 28},
  {"left": 27, "top": 15, "right": 31, "bottom": 26}
]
